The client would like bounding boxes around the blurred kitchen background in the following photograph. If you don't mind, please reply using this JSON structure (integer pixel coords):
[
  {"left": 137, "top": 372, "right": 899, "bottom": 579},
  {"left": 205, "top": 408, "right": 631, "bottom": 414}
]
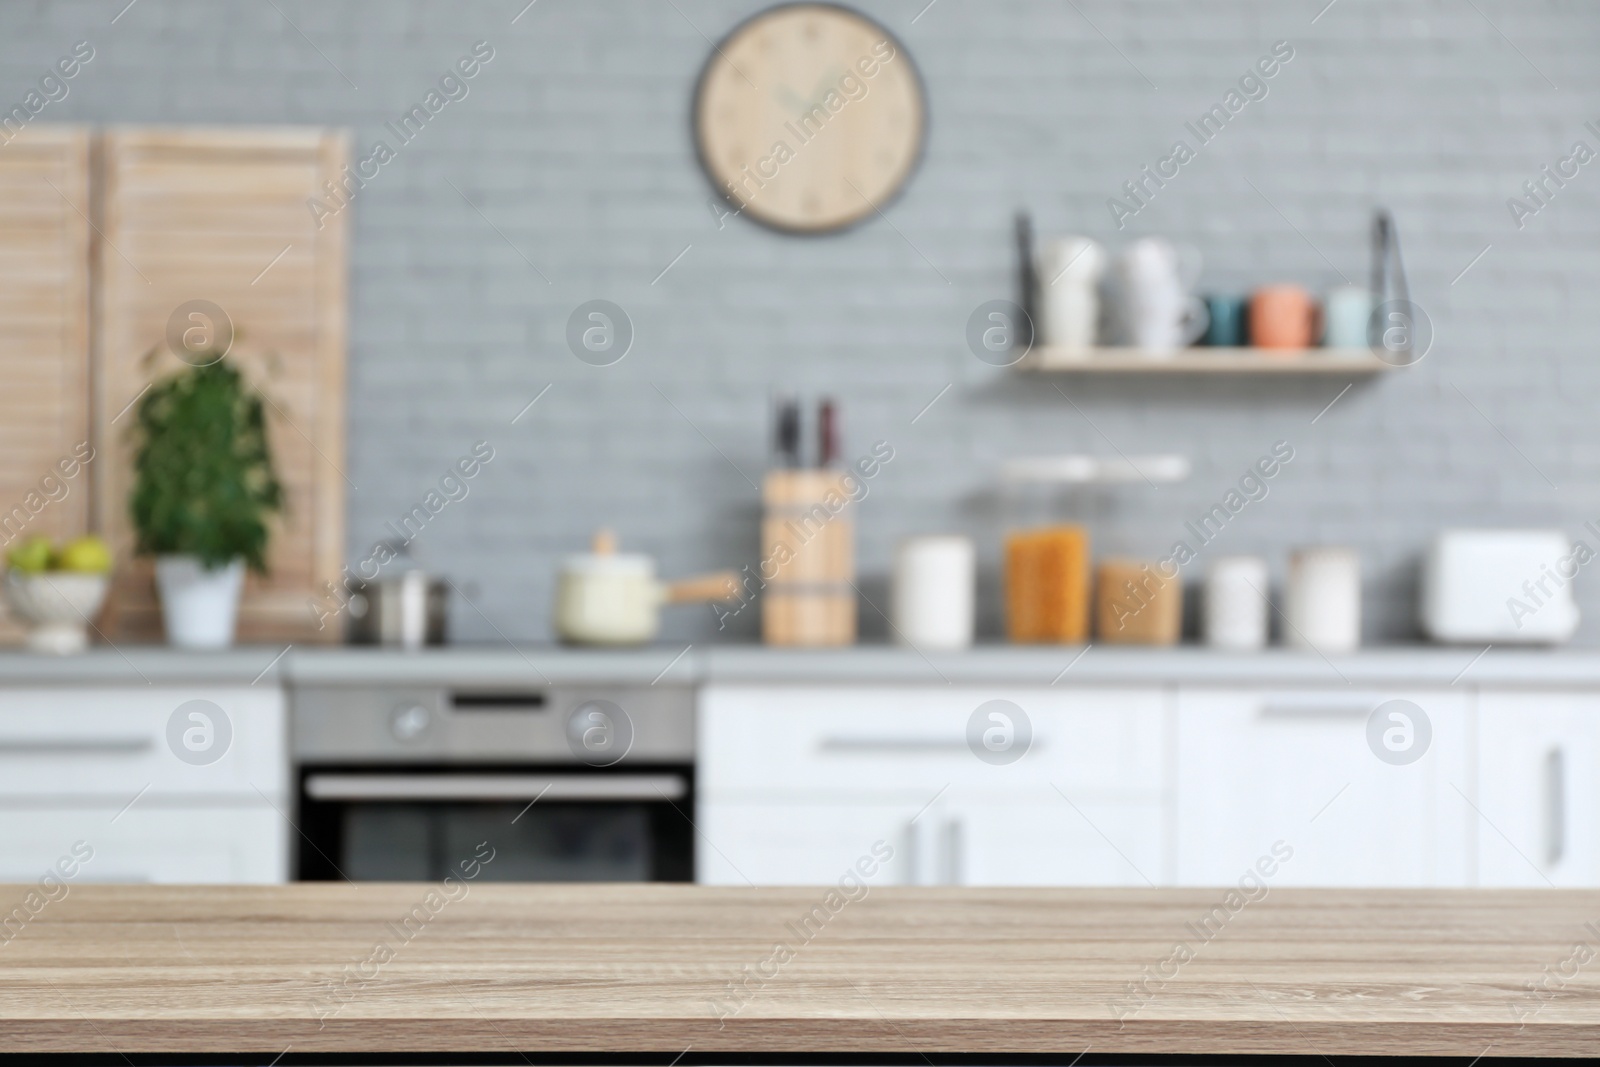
[
  {"left": 4, "top": 0, "right": 1592, "bottom": 644},
  {"left": 0, "top": 1, "right": 1597, "bottom": 894}
]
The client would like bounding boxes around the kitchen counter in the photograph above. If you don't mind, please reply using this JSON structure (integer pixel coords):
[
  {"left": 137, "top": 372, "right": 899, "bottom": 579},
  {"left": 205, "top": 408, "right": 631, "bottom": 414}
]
[
  {"left": 3, "top": 884, "right": 1596, "bottom": 1057},
  {"left": 1, "top": 642, "right": 1599, "bottom": 688},
  {"left": 0, "top": 645, "right": 294, "bottom": 685}
]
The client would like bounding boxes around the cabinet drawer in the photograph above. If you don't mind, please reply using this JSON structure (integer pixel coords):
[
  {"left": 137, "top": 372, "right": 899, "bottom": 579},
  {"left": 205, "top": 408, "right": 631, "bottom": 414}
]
[
  {"left": 700, "top": 685, "right": 1165, "bottom": 798},
  {"left": 0, "top": 687, "right": 285, "bottom": 800},
  {"left": 0, "top": 805, "right": 287, "bottom": 884}
]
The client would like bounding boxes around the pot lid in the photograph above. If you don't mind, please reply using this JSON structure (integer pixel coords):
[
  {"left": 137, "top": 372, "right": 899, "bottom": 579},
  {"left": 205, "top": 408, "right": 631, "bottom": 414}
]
[
  {"left": 562, "top": 553, "right": 654, "bottom": 577},
  {"left": 562, "top": 528, "right": 655, "bottom": 577}
]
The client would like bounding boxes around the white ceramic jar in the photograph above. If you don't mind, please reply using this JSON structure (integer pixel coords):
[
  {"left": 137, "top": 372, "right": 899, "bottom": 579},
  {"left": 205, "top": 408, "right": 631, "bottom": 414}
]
[
  {"left": 1285, "top": 547, "right": 1361, "bottom": 653},
  {"left": 1203, "top": 556, "right": 1270, "bottom": 650},
  {"left": 890, "top": 536, "right": 976, "bottom": 651},
  {"left": 1036, "top": 236, "right": 1106, "bottom": 351}
]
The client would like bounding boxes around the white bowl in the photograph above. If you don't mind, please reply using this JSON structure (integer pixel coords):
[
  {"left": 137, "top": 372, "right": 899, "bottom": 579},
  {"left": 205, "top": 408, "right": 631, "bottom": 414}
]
[{"left": 3, "top": 571, "right": 110, "bottom": 654}]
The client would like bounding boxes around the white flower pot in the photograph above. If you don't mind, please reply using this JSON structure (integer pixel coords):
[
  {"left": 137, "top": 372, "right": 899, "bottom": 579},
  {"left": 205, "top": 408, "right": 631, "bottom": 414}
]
[{"left": 155, "top": 555, "right": 244, "bottom": 649}]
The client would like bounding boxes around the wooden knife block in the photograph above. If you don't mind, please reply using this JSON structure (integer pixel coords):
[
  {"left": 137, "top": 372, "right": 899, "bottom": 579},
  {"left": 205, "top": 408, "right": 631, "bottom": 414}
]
[{"left": 761, "top": 470, "right": 855, "bottom": 646}]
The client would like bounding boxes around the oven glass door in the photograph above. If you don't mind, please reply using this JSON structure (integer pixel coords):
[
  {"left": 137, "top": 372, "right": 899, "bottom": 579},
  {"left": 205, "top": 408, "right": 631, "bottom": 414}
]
[{"left": 297, "top": 766, "right": 693, "bottom": 882}]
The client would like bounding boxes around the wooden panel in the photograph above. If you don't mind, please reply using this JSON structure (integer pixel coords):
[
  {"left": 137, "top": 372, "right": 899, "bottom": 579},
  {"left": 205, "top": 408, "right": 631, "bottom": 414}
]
[
  {"left": 1, "top": 885, "right": 1599, "bottom": 1055},
  {"left": 94, "top": 127, "right": 347, "bottom": 642},
  {"left": 0, "top": 126, "right": 92, "bottom": 644}
]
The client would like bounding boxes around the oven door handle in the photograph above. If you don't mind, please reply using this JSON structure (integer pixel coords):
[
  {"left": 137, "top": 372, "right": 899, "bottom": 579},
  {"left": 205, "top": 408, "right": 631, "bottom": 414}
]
[{"left": 303, "top": 773, "right": 688, "bottom": 802}]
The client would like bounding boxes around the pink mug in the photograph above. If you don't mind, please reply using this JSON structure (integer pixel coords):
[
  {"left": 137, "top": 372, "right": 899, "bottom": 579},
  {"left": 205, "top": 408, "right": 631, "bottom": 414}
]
[{"left": 1250, "top": 285, "right": 1321, "bottom": 350}]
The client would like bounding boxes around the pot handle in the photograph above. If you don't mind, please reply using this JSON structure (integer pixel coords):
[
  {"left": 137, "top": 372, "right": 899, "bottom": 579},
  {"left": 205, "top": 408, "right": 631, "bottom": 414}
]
[{"left": 664, "top": 571, "right": 741, "bottom": 604}]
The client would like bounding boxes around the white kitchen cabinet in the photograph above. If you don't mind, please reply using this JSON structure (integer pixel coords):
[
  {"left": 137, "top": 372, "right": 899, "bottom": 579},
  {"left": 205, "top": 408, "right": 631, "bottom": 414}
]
[
  {"left": 698, "top": 790, "right": 1163, "bottom": 887},
  {"left": 0, "top": 686, "right": 288, "bottom": 883},
  {"left": 1476, "top": 690, "right": 1600, "bottom": 887},
  {"left": 953, "top": 795, "right": 1163, "bottom": 886},
  {"left": 0, "top": 806, "right": 286, "bottom": 883},
  {"left": 1175, "top": 686, "right": 1473, "bottom": 887},
  {"left": 698, "top": 800, "right": 914, "bottom": 886},
  {"left": 697, "top": 685, "right": 1169, "bottom": 886}
]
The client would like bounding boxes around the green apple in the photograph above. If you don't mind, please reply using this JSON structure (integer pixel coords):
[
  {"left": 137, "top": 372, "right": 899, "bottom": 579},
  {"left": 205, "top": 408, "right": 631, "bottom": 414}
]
[
  {"left": 6, "top": 536, "right": 54, "bottom": 575},
  {"left": 56, "top": 536, "right": 112, "bottom": 574}
]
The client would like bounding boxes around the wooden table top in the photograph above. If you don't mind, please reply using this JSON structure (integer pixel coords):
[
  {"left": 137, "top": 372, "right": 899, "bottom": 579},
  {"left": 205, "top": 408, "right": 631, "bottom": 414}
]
[{"left": 3, "top": 884, "right": 1599, "bottom": 1057}]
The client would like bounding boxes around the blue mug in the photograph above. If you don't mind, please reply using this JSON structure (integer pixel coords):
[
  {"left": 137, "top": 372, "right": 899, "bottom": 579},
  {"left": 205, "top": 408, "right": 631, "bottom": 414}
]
[
  {"left": 1323, "top": 286, "right": 1375, "bottom": 349},
  {"left": 1202, "top": 295, "right": 1249, "bottom": 347}
]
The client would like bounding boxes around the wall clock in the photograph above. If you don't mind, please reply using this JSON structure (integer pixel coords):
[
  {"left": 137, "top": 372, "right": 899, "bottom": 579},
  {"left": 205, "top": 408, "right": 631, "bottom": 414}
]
[{"left": 693, "top": 3, "right": 926, "bottom": 234}]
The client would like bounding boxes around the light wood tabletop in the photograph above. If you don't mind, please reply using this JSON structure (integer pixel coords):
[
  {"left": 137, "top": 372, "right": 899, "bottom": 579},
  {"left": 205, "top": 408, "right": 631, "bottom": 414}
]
[{"left": 3, "top": 883, "right": 1599, "bottom": 1056}]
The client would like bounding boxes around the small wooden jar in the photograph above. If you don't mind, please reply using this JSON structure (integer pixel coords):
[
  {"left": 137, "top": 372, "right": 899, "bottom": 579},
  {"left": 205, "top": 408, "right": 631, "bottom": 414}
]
[{"left": 1094, "top": 558, "right": 1182, "bottom": 645}]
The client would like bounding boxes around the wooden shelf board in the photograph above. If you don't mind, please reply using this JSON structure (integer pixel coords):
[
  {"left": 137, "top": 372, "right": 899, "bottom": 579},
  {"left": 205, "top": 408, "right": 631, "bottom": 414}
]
[{"left": 1017, "top": 346, "right": 1395, "bottom": 374}]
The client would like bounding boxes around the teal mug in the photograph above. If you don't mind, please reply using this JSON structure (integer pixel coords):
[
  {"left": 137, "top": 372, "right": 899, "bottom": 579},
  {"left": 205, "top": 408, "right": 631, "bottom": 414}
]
[{"left": 1202, "top": 295, "right": 1249, "bottom": 347}]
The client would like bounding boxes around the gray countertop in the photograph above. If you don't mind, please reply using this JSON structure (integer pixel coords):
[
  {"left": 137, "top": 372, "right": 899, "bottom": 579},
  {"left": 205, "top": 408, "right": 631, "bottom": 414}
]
[{"left": 0, "top": 643, "right": 1596, "bottom": 688}]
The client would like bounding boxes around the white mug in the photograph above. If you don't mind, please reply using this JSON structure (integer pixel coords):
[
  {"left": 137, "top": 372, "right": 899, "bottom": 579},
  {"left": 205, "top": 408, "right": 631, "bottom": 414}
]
[
  {"left": 1113, "top": 238, "right": 1208, "bottom": 354},
  {"left": 1036, "top": 236, "right": 1106, "bottom": 350}
]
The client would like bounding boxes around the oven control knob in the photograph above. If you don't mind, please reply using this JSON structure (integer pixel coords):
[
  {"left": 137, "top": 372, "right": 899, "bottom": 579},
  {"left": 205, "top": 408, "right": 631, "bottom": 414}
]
[{"left": 389, "top": 703, "right": 432, "bottom": 743}]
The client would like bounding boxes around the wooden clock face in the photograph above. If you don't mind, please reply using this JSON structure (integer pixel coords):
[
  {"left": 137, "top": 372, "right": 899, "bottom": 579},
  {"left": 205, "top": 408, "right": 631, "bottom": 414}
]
[{"left": 694, "top": 3, "right": 926, "bottom": 234}]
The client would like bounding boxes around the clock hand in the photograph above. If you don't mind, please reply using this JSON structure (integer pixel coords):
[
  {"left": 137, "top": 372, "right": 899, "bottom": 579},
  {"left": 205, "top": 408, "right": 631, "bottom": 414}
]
[
  {"left": 772, "top": 66, "right": 849, "bottom": 122},
  {"left": 772, "top": 85, "right": 811, "bottom": 113}
]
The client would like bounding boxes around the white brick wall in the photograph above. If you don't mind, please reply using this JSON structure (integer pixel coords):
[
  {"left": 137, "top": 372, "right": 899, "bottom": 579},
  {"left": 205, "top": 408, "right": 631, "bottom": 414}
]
[{"left": 10, "top": 0, "right": 1599, "bottom": 644}]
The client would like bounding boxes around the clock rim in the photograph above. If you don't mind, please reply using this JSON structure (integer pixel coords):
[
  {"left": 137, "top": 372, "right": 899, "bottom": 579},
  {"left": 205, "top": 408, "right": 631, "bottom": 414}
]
[{"left": 690, "top": 0, "right": 928, "bottom": 237}]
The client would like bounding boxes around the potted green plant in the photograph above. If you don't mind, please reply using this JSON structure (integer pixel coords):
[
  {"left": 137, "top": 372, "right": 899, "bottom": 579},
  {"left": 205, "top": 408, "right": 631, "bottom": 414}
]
[{"left": 130, "top": 357, "right": 283, "bottom": 649}]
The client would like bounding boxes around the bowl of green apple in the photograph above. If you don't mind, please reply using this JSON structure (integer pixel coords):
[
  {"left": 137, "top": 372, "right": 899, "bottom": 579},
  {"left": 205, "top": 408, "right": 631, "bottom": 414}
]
[{"left": 3, "top": 535, "right": 113, "bottom": 654}]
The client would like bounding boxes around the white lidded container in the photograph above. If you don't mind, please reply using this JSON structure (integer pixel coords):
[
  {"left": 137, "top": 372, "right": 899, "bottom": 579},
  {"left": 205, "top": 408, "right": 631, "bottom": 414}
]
[
  {"left": 890, "top": 536, "right": 975, "bottom": 651},
  {"left": 1284, "top": 547, "right": 1361, "bottom": 653},
  {"left": 1203, "top": 555, "right": 1270, "bottom": 651}
]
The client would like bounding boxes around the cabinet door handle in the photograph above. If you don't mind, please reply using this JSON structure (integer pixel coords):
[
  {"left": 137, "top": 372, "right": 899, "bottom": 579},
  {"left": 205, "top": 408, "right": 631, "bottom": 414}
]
[
  {"left": 1259, "top": 704, "right": 1372, "bottom": 719},
  {"left": 304, "top": 773, "right": 688, "bottom": 801},
  {"left": 943, "top": 817, "right": 964, "bottom": 886},
  {"left": 820, "top": 737, "right": 968, "bottom": 754},
  {"left": 0, "top": 737, "right": 153, "bottom": 755},
  {"left": 902, "top": 818, "right": 921, "bottom": 886},
  {"left": 1545, "top": 747, "right": 1566, "bottom": 868}
]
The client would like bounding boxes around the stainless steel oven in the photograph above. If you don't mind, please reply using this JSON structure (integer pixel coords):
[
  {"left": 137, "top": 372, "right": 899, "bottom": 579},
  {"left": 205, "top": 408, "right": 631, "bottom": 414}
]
[{"left": 291, "top": 679, "right": 694, "bottom": 882}]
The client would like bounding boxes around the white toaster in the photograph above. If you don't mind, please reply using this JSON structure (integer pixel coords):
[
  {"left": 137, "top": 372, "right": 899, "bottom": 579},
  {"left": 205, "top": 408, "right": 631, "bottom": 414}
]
[{"left": 1421, "top": 529, "right": 1581, "bottom": 644}]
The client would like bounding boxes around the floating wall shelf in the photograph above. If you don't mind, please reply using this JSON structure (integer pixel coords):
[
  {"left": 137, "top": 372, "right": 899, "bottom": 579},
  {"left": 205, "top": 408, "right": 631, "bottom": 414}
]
[{"left": 1015, "top": 347, "right": 1396, "bottom": 375}]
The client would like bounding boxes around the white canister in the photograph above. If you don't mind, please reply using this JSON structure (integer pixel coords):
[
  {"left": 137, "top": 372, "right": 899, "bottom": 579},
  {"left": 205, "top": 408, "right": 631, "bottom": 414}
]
[
  {"left": 891, "top": 536, "right": 975, "bottom": 651},
  {"left": 1204, "top": 556, "right": 1270, "bottom": 650},
  {"left": 1285, "top": 547, "right": 1361, "bottom": 653},
  {"left": 1036, "top": 236, "right": 1106, "bottom": 350}
]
